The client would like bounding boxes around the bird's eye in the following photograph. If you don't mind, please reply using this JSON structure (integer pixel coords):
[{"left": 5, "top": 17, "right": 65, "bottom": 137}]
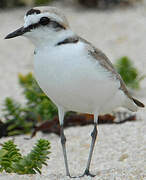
[{"left": 39, "top": 17, "right": 50, "bottom": 25}]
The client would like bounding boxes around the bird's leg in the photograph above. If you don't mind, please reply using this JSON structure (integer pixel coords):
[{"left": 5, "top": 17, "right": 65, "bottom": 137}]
[
  {"left": 60, "top": 125, "right": 83, "bottom": 179},
  {"left": 58, "top": 107, "right": 71, "bottom": 177},
  {"left": 60, "top": 125, "right": 70, "bottom": 177},
  {"left": 81, "top": 114, "right": 98, "bottom": 177}
]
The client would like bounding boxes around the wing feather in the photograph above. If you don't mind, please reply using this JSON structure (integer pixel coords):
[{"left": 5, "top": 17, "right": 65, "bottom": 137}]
[{"left": 79, "top": 37, "right": 144, "bottom": 108}]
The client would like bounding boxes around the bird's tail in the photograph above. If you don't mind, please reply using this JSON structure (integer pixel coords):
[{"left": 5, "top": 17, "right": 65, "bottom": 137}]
[{"left": 124, "top": 97, "right": 144, "bottom": 112}]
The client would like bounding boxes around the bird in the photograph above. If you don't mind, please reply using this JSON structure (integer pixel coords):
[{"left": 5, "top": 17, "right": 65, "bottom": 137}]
[{"left": 5, "top": 6, "right": 144, "bottom": 178}]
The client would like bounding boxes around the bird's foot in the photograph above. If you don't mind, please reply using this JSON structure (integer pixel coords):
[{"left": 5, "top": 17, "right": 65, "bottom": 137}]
[
  {"left": 67, "top": 175, "right": 81, "bottom": 178},
  {"left": 79, "top": 169, "right": 96, "bottom": 178},
  {"left": 67, "top": 174, "right": 80, "bottom": 179},
  {"left": 67, "top": 169, "right": 96, "bottom": 178}
]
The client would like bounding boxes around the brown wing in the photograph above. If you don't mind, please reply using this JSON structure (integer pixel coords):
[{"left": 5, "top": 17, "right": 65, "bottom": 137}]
[{"left": 79, "top": 37, "right": 144, "bottom": 108}]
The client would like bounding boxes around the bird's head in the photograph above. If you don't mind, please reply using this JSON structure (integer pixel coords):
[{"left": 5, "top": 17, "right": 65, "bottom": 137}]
[{"left": 5, "top": 6, "right": 73, "bottom": 47}]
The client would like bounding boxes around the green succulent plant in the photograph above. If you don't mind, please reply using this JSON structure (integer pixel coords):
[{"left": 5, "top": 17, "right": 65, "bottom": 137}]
[
  {"left": 3, "top": 97, "right": 33, "bottom": 136},
  {"left": 0, "top": 139, "right": 51, "bottom": 174},
  {"left": 115, "top": 56, "right": 145, "bottom": 90}
]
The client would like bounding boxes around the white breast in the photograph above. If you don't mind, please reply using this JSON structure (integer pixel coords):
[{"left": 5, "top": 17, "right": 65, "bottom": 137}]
[{"left": 34, "top": 41, "right": 124, "bottom": 114}]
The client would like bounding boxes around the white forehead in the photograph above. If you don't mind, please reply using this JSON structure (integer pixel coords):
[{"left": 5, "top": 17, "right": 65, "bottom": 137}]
[{"left": 24, "top": 12, "right": 63, "bottom": 27}]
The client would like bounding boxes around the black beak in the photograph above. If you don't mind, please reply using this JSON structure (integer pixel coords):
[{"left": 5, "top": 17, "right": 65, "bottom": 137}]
[{"left": 5, "top": 26, "right": 27, "bottom": 39}]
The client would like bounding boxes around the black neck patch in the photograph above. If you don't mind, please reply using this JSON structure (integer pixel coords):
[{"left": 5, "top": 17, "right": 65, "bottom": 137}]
[
  {"left": 56, "top": 37, "right": 79, "bottom": 46},
  {"left": 26, "top": 9, "right": 41, "bottom": 16}
]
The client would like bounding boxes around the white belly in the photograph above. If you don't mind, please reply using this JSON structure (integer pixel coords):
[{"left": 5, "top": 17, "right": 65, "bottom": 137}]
[{"left": 34, "top": 42, "right": 123, "bottom": 114}]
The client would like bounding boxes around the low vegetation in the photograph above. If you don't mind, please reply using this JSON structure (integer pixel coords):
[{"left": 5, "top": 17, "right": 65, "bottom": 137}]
[
  {"left": 0, "top": 73, "right": 57, "bottom": 137},
  {"left": 0, "top": 139, "right": 51, "bottom": 174},
  {"left": 115, "top": 56, "right": 145, "bottom": 90}
]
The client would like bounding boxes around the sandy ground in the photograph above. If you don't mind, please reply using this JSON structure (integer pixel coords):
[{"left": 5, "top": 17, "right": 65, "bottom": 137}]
[{"left": 0, "top": 0, "right": 146, "bottom": 179}]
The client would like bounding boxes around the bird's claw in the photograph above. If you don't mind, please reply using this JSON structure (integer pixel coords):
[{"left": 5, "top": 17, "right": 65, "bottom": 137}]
[
  {"left": 80, "top": 169, "right": 96, "bottom": 177},
  {"left": 68, "top": 169, "right": 96, "bottom": 178}
]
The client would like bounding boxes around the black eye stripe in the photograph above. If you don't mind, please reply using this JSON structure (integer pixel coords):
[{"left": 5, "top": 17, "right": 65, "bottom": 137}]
[
  {"left": 24, "top": 18, "right": 66, "bottom": 33},
  {"left": 24, "top": 23, "right": 40, "bottom": 33}
]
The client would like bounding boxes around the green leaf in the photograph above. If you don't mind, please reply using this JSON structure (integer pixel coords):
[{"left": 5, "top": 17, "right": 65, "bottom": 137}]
[
  {"left": 0, "top": 139, "right": 51, "bottom": 175},
  {"left": 0, "top": 149, "right": 8, "bottom": 158},
  {"left": 115, "top": 56, "right": 146, "bottom": 90},
  {"left": 8, "top": 130, "right": 25, "bottom": 136}
]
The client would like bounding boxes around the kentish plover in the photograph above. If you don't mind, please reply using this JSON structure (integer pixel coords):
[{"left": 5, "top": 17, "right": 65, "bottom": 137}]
[{"left": 5, "top": 6, "right": 144, "bottom": 177}]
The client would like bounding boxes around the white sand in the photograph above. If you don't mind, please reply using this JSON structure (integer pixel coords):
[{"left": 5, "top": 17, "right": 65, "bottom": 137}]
[{"left": 0, "top": 1, "right": 146, "bottom": 179}]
